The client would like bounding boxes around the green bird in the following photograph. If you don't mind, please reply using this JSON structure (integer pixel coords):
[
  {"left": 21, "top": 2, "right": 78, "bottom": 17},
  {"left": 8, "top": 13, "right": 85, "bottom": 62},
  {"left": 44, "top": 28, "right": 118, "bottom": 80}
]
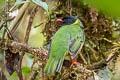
[{"left": 44, "top": 16, "right": 85, "bottom": 75}]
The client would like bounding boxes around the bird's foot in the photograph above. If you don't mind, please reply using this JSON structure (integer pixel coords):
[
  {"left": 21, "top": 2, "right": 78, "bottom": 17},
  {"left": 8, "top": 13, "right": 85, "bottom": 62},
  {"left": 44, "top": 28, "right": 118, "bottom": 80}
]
[{"left": 70, "top": 60, "right": 80, "bottom": 68}]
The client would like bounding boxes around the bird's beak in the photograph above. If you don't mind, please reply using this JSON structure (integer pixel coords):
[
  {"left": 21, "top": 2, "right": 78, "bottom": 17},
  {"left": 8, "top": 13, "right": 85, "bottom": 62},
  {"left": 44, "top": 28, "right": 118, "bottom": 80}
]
[{"left": 57, "top": 19, "right": 64, "bottom": 22}]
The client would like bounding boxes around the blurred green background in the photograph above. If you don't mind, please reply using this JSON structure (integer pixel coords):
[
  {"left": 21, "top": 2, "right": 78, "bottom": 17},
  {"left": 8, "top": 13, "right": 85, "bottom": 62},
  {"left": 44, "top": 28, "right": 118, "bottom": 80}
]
[{"left": 74, "top": 0, "right": 120, "bottom": 18}]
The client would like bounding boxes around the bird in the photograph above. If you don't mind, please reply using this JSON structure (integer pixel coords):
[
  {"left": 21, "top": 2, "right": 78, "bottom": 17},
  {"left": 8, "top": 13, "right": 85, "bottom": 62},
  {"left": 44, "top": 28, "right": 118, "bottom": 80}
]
[{"left": 44, "top": 16, "right": 85, "bottom": 75}]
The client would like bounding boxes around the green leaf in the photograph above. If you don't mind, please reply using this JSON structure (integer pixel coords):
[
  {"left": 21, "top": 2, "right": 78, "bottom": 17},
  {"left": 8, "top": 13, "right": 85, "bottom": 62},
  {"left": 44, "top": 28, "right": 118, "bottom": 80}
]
[
  {"left": 12, "top": 71, "right": 17, "bottom": 77},
  {"left": 22, "top": 67, "right": 31, "bottom": 75},
  {"left": 12, "top": 66, "right": 30, "bottom": 77},
  {"left": 28, "top": 54, "right": 34, "bottom": 59},
  {"left": 12, "top": 67, "right": 30, "bottom": 77},
  {"left": 32, "top": 0, "right": 49, "bottom": 16}
]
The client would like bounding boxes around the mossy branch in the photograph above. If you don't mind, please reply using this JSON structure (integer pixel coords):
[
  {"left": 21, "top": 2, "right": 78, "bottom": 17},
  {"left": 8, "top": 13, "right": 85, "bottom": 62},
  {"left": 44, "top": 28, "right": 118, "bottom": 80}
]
[{"left": 0, "top": 38, "right": 48, "bottom": 63}]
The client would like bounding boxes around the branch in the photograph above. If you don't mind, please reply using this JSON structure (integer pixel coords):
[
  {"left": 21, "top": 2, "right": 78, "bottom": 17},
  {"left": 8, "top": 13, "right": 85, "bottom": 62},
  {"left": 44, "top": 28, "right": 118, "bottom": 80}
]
[{"left": 0, "top": 38, "right": 48, "bottom": 64}]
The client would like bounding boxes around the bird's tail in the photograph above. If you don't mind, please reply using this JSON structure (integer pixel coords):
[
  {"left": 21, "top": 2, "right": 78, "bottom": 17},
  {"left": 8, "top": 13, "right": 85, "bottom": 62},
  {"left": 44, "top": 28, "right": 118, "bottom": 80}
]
[{"left": 44, "top": 56, "right": 64, "bottom": 75}]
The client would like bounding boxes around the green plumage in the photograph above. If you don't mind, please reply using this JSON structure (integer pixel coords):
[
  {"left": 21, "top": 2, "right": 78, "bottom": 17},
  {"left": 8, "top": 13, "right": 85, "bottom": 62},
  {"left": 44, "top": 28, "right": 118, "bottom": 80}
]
[{"left": 44, "top": 18, "right": 85, "bottom": 75}]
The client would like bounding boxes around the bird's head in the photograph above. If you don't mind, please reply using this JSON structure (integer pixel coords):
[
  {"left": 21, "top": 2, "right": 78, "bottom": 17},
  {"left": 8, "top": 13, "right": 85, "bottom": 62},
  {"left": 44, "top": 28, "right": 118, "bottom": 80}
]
[{"left": 57, "top": 16, "right": 84, "bottom": 28}]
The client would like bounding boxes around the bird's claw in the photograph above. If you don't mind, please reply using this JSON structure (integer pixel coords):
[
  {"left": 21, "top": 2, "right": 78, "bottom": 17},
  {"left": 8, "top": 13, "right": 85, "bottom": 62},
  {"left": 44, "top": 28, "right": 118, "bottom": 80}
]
[{"left": 70, "top": 60, "right": 80, "bottom": 68}]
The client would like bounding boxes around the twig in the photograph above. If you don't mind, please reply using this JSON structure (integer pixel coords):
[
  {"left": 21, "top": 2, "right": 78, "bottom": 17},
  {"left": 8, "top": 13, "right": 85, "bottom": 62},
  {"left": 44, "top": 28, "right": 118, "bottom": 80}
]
[
  {"left": 87, "top": 59, "right": 107, "bottom": 70},
  {"left": 69, "top": 0, "right": 72, "bottom": 16},
  {"left": 34, "top": 22, "right": 44, "bottom": 28},
  {"left": 10, "top": 2, "right": 29, "bottom": 34},
  {"left": 87, "top": 47, "right": 120, "bottom": 70},
  {"left": 16, "top": 53, "right": 23, "bottom": 80},
  {"left": 30, "top": 69, "right": 40, "bottom": 80},
  {"left": 24, "top": 5, "right": 39, "bottom": 43},
  {"left": 106, "top": 47, "right": 120, "bottom": 63},
  {"left": 4, "top": 23, "right": 14, "bottom": 40},
  {"left": 85, "top": 44, "right": 98, "bottom": 61},
  {"left": 11, "top": 16, "right": 23, "bottom": 35},
  {"left": 2, "top": 26, "right": 6, "bottom": 40},
  {"left": 0, "top": 21, "right": 5, "bottom": 30},
  {"left": 41, "top": 64, "right": 45, "bottom": 80},
  {"left": 79, "top": 52, "right": 87, "bottom": 64}
]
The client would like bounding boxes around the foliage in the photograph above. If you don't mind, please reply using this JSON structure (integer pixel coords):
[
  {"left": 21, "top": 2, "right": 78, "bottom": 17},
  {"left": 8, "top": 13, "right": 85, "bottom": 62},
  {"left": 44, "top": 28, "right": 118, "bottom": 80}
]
[{"left": 32, "top": 0, "right": 50, "bottom": 17}]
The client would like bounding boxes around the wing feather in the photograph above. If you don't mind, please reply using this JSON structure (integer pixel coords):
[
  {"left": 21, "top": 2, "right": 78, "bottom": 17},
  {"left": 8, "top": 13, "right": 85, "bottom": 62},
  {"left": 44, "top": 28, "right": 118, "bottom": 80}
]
[{"left": 69, "top": 33, "right": 85, "bottom": 59}]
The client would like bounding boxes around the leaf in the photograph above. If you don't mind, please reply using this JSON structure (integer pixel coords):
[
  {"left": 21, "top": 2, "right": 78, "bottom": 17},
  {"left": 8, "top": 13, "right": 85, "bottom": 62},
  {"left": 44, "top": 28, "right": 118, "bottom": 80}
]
[
  {"left": 12, "top": 67, "right": 30, "bottom": 76},
  {"left": 9, "top": 1, "right": 29, "bottom": 11},
  {"left": 14, "top": 1, "right": 29, "bottom": 6},
  {"left": 98, "top": 68, "right": 112, "bottom": 80},
  {"left": 32, "top": 0, "right": 49, "bottom": 16},
  {"left": 28, "top": 54, "right": 34, "bottom": 59},
  {"left": 93, "top": 72, "right": 103, "bottom": 80},
  {"left": 12, "top": 71, "right": 17, "bottom": 77},
  {"left": 22, "top": 67, "right": 31, "bottom": 75}
]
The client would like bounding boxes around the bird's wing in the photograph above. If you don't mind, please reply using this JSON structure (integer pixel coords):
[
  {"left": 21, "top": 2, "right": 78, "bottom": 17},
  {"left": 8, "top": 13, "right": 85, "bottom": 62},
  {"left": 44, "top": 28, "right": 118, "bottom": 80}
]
[{"left": 69, "top": 33, "right": 85, "bottom": 59}]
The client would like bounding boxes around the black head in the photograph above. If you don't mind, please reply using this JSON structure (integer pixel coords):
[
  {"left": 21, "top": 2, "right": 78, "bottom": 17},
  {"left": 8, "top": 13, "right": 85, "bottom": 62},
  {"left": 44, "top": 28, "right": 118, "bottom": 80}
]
[{"left": 57, "top": 16, "right": 77, "bottom": 26}]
